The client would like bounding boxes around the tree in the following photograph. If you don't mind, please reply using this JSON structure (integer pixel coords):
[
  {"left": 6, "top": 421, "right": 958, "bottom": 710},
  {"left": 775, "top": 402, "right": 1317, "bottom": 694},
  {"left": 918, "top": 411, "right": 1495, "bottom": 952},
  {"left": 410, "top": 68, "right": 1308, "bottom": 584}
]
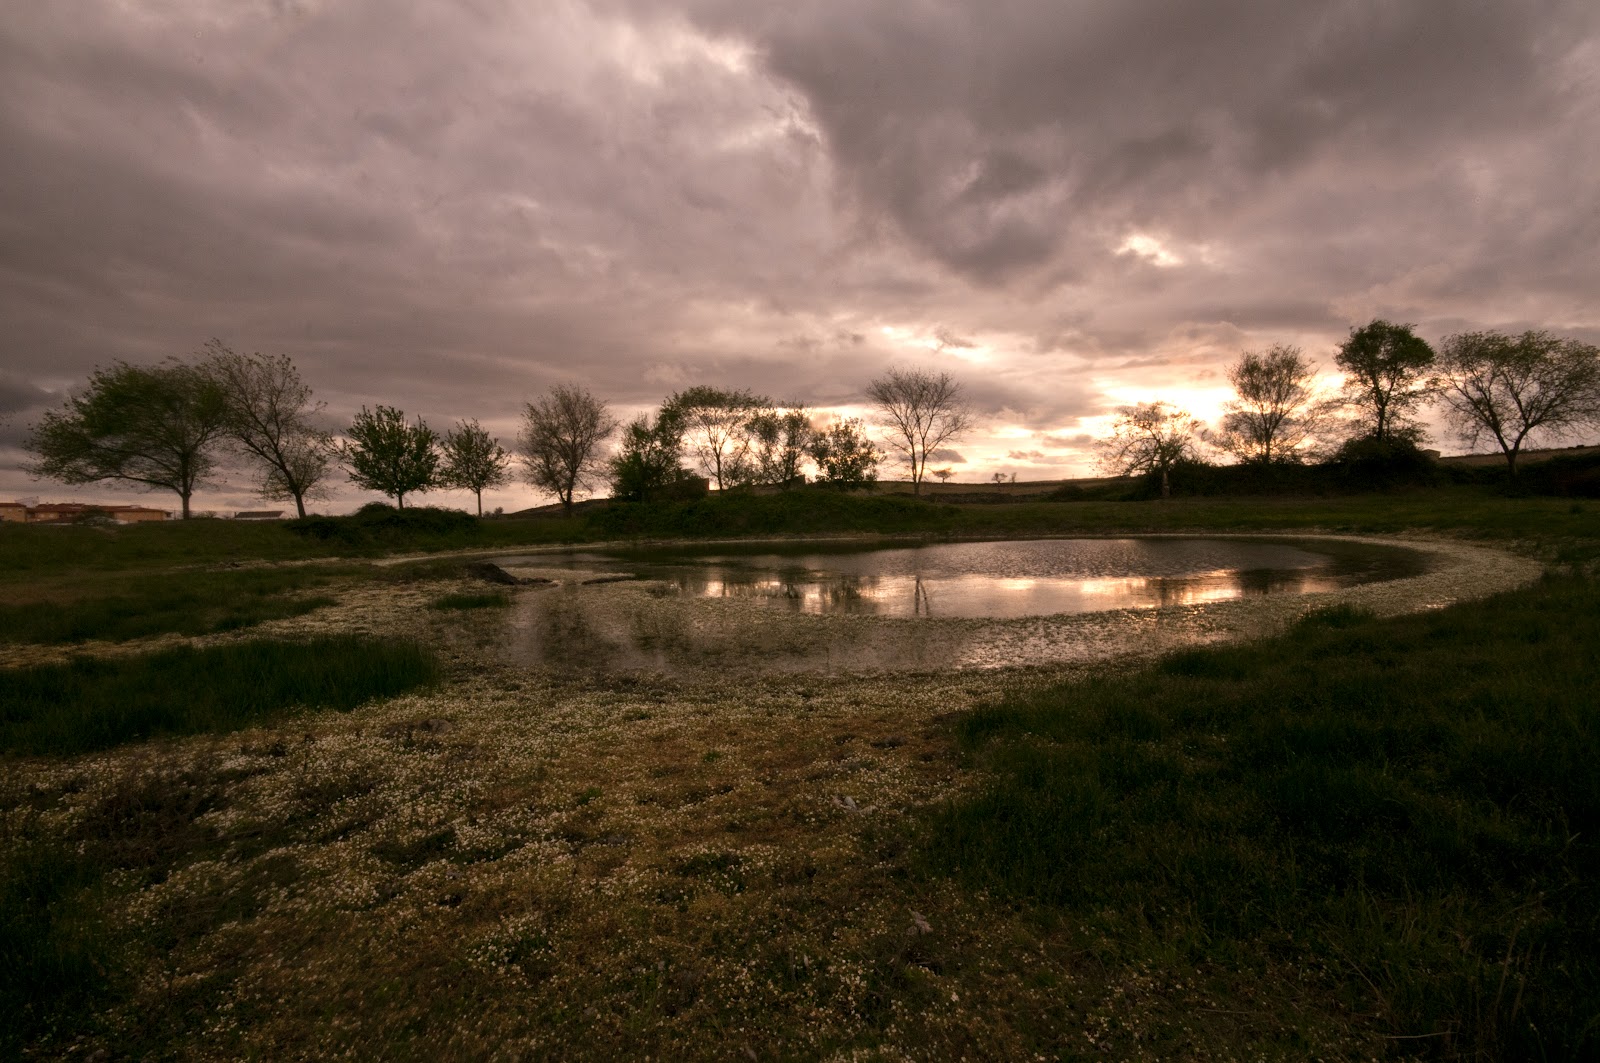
[
  {"left": 933, "top": 467, "right": 955, "bottom": 484},
  {"left": 608, "top": 408, "right": 694, "bottom": 502},
  {"left": 440, "top": 419, "right": 512, "bottom": 515},
  {"left": 341, "top": 405, "right": 439, "bottom": 509},
  {"left": 1213, "top": 344, "right": 1332, "bottom": 465},
  {"left": 865, "top": 366, "right": 972, "bottom": 496},
  {"left": 664, "top": 386, "right": 767, "bottom": 490},
  {"left": 808, "top": 417, "right": 881, "bottom": 488},
  {"left": 1096, "top": 401, "right": 1204, "bottom": 498},
  {"left": 202, "top": 341, "right": 333, "bottom": 518},
  {"left": 520, "top": 385, "right": 618, "bottom": 517},
  {"left": 1436, "top": 330, "right": 1600, "bottom": 480},
  {"left": 1336, "top": 320, "right": 1435, "bottom": 444},
  {"left": 747, "top": 405, "right": 815, "bottom": 486},
  {"left": 26, "top": 359, "right": 229, "bottom": 519}
]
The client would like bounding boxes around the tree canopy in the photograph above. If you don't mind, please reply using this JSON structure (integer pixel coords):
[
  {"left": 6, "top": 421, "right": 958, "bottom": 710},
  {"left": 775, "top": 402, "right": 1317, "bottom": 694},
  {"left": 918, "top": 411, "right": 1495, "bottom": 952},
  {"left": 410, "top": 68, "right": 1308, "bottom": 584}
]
[
  {"left": 663, "top": 386, "right": 767, "bottom": 490},
  {"left": 865, "top": 367, "right": 971, "bottom": 496},
  {"left": 25, "top": 359, "right": 229, "bottom": 518},
  {"left": 1214, "top": 344, "right": 1330, "bottom": 464},
  {"left": 608, "top": 409, "right": 695, "bottom": 503},
  {"left": 1336, "top": 320, "right": 1435, "bottom": 444},
  {"left": 808, "top": 417, "right": 881, "bottom": 488},
  {"left": 440, "top": 419, "right": 512, "bottom": 515},
  {"left": 1096, "top": 401, "right": 1204, "bottom": 498},
  {"left": 747, "top": 405, "right": 815, "bottom": 487},
  {"left": 202, "top": 341, "right": 332, "bottom": 518},
  {"left": 1436, "top": 330, "right": 1600, "bottom": 478},
  {"left": 520, "top": 385, "right": 618, "bottom": 516},
  {"left": 341, "top": 406, "right": 439, "bottom": 509}
]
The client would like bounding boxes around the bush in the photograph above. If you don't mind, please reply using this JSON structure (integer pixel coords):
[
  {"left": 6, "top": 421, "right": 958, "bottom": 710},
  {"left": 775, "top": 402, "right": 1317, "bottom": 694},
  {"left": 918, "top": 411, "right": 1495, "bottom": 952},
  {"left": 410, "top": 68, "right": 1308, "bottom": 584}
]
[
  {"left": 1333, "top": 437, "right": 1441, "bottom": 489},
  {"left": 285, "top": 504, "right": 480, "bottom": 548}
]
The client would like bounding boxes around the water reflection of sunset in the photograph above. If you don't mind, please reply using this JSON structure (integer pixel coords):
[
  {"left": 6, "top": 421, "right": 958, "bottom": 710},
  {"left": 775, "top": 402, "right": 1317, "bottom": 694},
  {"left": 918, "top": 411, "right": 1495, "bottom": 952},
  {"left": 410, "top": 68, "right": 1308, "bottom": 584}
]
[{"left": 498, "top": 538, "right": 1426, "bottom": 620}]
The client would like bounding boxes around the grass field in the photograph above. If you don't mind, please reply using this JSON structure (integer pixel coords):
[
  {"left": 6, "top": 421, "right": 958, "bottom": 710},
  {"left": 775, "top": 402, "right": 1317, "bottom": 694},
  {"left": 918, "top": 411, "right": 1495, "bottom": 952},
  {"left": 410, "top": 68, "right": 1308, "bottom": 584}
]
[{"left": 1, "top": 485, "right": 1596, "bottom": 1060}]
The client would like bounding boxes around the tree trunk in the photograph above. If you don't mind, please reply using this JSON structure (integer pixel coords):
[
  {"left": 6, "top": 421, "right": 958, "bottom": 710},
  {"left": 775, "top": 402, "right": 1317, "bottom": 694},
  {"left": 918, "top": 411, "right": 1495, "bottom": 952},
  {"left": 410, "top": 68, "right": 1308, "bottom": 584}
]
[
  {"left": 1160, "top": 466, "right": 1171, "bottom": 499},
  {"left": 396, "top": 493, "right": 405, "bottom": 509},
  {"left": 180, "top": 490, "right": 192, "bottom": 519},
  {"left": 293, "top": 493, "right": 308, "bottom": 519},
  {"left": 474, "top": 490, "right": 483, "bottom": 516}
]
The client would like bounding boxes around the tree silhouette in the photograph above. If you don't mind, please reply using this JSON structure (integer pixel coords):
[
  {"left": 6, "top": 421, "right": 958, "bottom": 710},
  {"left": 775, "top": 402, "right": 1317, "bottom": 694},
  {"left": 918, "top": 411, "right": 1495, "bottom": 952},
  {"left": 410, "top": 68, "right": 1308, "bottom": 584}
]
[
  {"left": 341, "top": 406, "right": 438, "bottom": 509},
  {"left": 26, "top": 359, "right": 229, "bottom": 519}
]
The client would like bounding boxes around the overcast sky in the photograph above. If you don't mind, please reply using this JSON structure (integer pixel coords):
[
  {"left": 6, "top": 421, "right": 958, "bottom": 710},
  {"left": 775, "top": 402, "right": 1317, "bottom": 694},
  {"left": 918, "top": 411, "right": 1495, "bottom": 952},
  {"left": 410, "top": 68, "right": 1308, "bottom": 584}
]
[{"left": 3, "top": 0, "right": 1598, "bottom": 513}]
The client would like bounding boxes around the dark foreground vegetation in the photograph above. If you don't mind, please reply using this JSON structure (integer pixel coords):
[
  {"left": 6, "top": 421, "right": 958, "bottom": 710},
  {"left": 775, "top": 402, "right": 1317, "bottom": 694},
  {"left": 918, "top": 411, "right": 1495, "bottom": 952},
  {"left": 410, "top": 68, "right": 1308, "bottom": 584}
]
[
  {"left": 3, "top": 476, "right": 1599, "bottom": 1059},
  {"left": 931, "top": 577, "right": 1600, "bottom": 1059},
  {"left": 0, "top": 565, "right": 345, "bottom": 646},
  {"left": 0, "top": 636, "right": 439, "bottom": 757},
  {"left": 1, "top": 637, "right": 440, "bottom": 1054}
]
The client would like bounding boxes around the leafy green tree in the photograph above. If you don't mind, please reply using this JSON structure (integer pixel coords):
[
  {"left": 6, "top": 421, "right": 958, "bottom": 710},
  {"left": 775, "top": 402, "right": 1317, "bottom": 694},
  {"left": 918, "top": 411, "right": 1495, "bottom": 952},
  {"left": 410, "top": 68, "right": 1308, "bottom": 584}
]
[
  {"left": 202, "top": 341, "right": 333, "bottom": 518},
  {"left": 341, "top": 405, "right": 439, "bottom": 509},
  {"left": 1437, "top": 330, "right": 1600, "bottom": 479},
  {"left": 520, "top": 385, "right": 618, "bottom": 517},
  {"left": 440, "top": 419, "right": 511, "bottom": 515},
  {"left": 1096, "top": 401, "right": 1204, "bottom": 498},
  {"left": 747, "top": 405, "right": 815, "bottom": 486},
  {"left": 608, "top": 408, "right": 694, "bottom": 502},
  {"left": 25, "top": 359, "right": 229, "bottom": 518},
  {"left": 1213, "top": 344, "right": 1332, "bottom": 464},
  {"left": 1336, "top": 320, "right": 1435, "bottom": 444},
  {"left": 808, "top": 417, "right": 881, "bottom": 488},
  {"left": 865, "top": 367, "right": 972, "bottom": 496}
]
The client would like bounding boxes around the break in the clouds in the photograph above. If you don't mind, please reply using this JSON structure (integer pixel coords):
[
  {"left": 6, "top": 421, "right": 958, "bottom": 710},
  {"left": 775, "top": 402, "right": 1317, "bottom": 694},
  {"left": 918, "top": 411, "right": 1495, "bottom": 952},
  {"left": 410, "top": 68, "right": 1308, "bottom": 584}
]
[{"left": 2, "top": 1, "right": 1597, "bottom": 511}]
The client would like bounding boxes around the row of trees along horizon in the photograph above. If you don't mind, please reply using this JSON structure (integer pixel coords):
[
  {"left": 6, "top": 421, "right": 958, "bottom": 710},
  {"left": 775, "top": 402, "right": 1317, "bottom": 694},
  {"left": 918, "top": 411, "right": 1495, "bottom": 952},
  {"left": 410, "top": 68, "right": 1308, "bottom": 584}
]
[{"left": 21, "top": 321, "right": 1600, "bottom": 519}]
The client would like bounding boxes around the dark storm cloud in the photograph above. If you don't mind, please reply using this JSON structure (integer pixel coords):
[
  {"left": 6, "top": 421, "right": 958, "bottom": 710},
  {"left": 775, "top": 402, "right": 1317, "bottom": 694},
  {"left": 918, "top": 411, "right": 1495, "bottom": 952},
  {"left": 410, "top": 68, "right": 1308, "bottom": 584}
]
[
  {"left": 2, "top": 1, "right": 1597, "bottom": 506},
  {"left": 694, "top": 0, "right": 1596, "bottom": 283}
]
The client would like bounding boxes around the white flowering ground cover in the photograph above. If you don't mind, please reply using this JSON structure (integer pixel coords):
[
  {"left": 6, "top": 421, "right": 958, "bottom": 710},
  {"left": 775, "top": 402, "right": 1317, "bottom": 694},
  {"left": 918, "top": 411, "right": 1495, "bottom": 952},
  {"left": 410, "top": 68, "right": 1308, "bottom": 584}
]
[{"left": 2, "top": 535, "right": 1540, "bottom": 1060}]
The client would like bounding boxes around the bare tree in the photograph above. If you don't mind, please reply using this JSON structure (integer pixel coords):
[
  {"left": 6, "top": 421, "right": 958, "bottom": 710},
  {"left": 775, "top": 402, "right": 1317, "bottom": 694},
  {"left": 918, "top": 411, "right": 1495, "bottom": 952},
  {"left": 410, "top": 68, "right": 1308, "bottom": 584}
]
[
  {"left": 1336, "top": 320, "right": 1435, "bottom": 444},
  {"left": 440, "top": 419, "right": 512, "bottom": 515},
  {"left": 202, "top": 341, "right": 333, "bottom": 518},
  {"left": 1436, "top": 330, "right": 1600, "bottom": 479},
  {"left": 1096, "top": 401, "right": 1204, "bottom": 498},
  {"left": 1213, "top": 344, "right": 1332, "bottom": 465},
  {"left": 520, "top": 384, "right": 618, "bottom": 516},
  {"left": 865, "top": 367, "right": 972, "bottom": 496},
  {"left": 664, "top": 386, "right": 767, "bottom": 490},
  {"left": 342, "top": 405, "right": 439, "bottom": 509},
  {"left": 26, "top": 359, "right": 229, "bottom": 519}
]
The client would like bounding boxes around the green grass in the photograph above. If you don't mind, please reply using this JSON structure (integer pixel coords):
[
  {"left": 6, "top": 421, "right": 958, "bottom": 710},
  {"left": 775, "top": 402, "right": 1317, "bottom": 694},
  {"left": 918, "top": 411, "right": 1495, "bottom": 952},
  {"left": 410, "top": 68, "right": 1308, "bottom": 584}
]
[
  {"left": 0, "top": 566, "right": 355, "bottom": 645},
  {"left": 927, "top": 576, "right": 1600, "bottom": 1059},
  {"left": 428, "top": 590, "right": 511, "bottom": 610},
  {"left": 0, "top": 636, "right": 441, "bottom": 757}
]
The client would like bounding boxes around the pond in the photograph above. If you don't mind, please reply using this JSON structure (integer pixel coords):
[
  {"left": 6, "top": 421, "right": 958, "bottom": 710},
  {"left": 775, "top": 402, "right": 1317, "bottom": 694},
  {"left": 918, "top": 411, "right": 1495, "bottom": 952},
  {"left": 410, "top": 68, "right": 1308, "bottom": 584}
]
[{"left": 494, "top": 537, "right": 1435, "bottom": 674}]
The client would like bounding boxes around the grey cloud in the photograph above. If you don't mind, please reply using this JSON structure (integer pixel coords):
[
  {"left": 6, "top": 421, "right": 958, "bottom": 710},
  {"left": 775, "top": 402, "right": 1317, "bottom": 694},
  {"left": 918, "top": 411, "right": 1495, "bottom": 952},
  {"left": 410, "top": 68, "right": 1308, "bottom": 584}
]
[
  {"left": 1038, "top": 433, "right": 1093, "bottom": 449},
  {"left": 4, "top": 1, "right": 1598, "bottom": 504},
  {"left": 927, "top": 449, "right": 964, "bottom": 464}
]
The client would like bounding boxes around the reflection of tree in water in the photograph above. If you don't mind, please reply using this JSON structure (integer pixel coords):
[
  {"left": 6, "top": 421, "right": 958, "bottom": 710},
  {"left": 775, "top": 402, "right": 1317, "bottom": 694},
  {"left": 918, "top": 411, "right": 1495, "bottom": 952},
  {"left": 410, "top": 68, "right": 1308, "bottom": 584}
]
[
  {"left": 823, "top": 575, "right": 867, "bottom": 607},
  {"left": 912, "top": 575, "right": 931, "bottom": 617},
  {"left": 523, "top": 589, "right": 690, "bottom": 671},
  {"left": 1233, "top": 568, "right": 1317, "bottom": 597}
]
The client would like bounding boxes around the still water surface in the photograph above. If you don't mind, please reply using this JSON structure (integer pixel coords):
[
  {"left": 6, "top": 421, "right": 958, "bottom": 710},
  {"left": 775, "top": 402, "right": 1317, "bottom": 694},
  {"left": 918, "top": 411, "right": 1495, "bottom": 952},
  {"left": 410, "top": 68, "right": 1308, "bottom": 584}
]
[{"left": 497, "top": 537, "right": 1427, "bottom": 619}]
